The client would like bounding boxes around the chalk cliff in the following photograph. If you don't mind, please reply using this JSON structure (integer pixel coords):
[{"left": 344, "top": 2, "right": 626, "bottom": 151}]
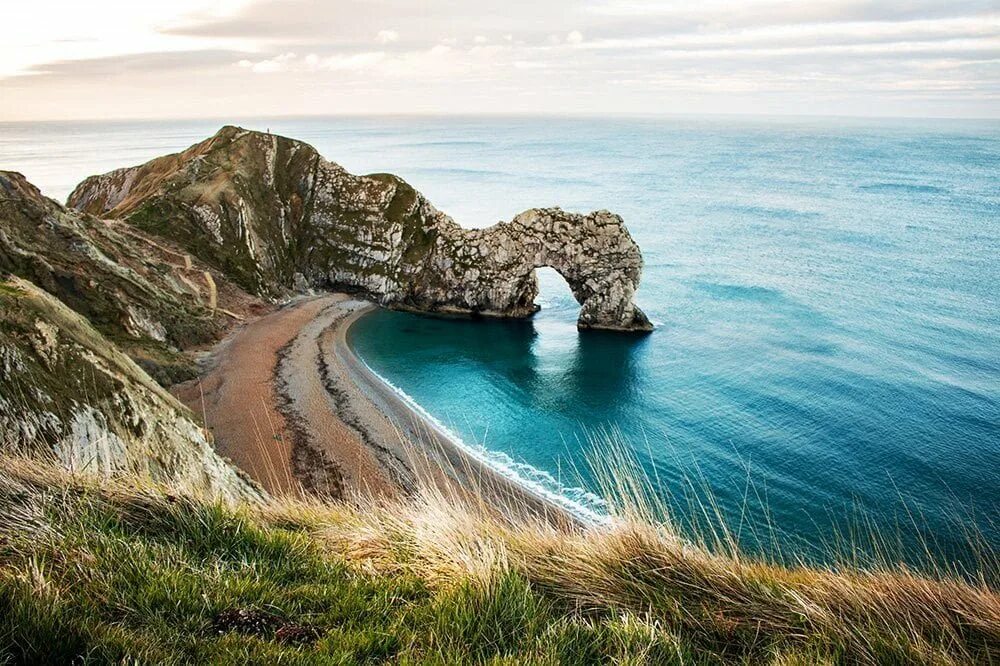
[
  {"left": 0, "top": 171, "right": 262, "bottom": 502},
  {"left": 1, "top": 171, "right": 264, "bottom": 383},
  {"left": 0, "top": 276, "right": 262, "bottom": 502},
  {"left": 70, "top": 126, "right": 652, "bottom": 332}
]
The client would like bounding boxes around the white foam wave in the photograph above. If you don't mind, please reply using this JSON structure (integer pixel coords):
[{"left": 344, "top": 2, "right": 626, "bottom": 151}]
[{"left": 357, "top": 358, "right": 611, "bottom": 525}]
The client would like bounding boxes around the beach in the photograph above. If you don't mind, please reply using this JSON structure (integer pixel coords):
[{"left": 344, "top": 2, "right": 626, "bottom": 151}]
[
  {"left": 174, "top": 293, "right": 579, "bottom": 525},
  {"left": 13, "top": 116, "right": 998, "bottom": 559}
]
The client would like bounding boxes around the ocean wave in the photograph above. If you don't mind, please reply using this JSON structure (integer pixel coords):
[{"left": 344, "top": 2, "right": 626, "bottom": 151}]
[
  {"left": 859, "top": 182, "right": 948, "bottom": 195},
  {"left": 715, "top": 203, "right": 821, "bottom": 220},
  {"left": 410, "top": 166, "right": 513, "bottom": 178},
  {"left": 357, "top": 358, "right": 611, "bottom": 525},
  {"left": 690, "top": 280, "right": 785, "bottom": 303},
  {"left": 401, "top": 140, "right": 491, "bottom": 147}
]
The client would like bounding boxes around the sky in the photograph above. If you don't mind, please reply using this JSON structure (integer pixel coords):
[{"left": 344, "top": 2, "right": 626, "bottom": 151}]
[{"left": 2, "top": 0, "right": 998, "bottom": 121}]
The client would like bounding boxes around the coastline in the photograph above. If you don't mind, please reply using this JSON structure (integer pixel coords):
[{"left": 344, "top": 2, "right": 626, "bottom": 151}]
[
  {"left": 172, "top": 294, "right": 397, "bottom": 499},
  {"left": 331, "top": 303, "right": 593, "bottom": 527},
  {"left": 176, "top": 293, "right": 583, "bottom": 526}
]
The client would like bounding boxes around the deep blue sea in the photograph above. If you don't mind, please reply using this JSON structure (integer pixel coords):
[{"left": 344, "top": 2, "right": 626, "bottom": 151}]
[{"left": 3, "top": 115, "right": 998, "bottom": 568}]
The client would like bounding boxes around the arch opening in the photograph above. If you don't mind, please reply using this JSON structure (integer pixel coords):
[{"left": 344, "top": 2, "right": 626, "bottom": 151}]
[{"left": 534, "top": 266, "right": 581, "bottom": 314}]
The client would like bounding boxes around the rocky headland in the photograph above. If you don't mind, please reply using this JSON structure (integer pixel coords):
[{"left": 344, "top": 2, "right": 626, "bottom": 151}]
[
  {"left": 2, "top": 126, "right": 651, "bottom": 502},
  {"left": 0, "top": 171, "right": 264, "bottom": 501},
  {"left": 70, "top": 126, "right": 652, "bottom": 332},
  {"left": 1, "top": 129, "right": 996, "bottom": 666}
]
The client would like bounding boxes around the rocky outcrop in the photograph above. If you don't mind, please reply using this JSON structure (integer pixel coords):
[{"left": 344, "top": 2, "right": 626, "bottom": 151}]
[
  {"left": 1, "top": 171, "right": 265, "bottom": 383},
  {"left": 0, "top": 171, "right": 265, "bottom": 502},
  {"left": 0, "top": 276, "right": 262, "bottom": 503},
  {"left": 70, "top": 127, "right": 652, "bottom": 332}
]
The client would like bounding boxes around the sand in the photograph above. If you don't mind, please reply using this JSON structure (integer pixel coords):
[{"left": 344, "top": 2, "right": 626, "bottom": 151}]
[
  {"left": 173, "top": 296, "right": 341, "bottom": 495},
  {"left": 175, "top": 293, "right": 578, "bottom": 526}
]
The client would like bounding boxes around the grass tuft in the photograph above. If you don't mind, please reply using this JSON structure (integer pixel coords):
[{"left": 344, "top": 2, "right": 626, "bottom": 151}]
[{"left": 0, "top": 455, "right": 995, "bottom": 664}]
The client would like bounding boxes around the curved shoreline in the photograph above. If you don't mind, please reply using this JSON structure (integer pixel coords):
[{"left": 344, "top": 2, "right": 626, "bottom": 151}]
[
  {"left": 328, "top": 302, "right": 587, "bottom": 527},
  {"left": 176, "top": 293, "right": 584, "bottom": 526},
  {"left": 172, "top": 294, "right": 400, "bottom": 499}
]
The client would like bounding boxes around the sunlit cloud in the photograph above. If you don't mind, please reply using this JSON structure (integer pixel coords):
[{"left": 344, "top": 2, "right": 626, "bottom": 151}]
[
  {"left": 1, "top": 0, "right": 997, "bottom": 120},
  {"left": 375, "top": 29, "right": 399, "bottom": 45}
]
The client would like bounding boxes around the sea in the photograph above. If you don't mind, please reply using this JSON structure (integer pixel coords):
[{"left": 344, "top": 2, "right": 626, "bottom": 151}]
[{"left": 2, "top": 115, "right": 997, "bottom": 570}]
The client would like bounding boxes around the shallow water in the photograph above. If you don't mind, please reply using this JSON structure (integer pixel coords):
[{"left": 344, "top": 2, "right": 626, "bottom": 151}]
[{"left": 3, "top": 115, "right": 998, "bottom": 567}]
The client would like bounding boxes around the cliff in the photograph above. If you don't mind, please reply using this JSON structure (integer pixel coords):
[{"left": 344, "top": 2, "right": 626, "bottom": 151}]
[
  {"left": 1, "top": 171, "right": 265, "bottom": 384},
  {"left": 70, "top": 126, "right": 652, "bottom": 332},
  {"left": 0, "top": 276, "right": 261, "bottom": 502},
  {"left": 0, "top": 170, "right": 263, "bottom": 501}
]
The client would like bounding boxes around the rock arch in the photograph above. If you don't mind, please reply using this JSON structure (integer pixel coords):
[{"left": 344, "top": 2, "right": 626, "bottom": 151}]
[
  {"left": 405, "top": 208, "right": 652, "bottom": 332},
  {"left": 69, "top": 126, "right": 653, "bottom": 333}
]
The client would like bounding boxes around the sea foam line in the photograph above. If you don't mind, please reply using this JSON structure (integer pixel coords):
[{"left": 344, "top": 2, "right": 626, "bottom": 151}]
[{"left": 354, "top": 356, "right": 611, "bottom": 526}]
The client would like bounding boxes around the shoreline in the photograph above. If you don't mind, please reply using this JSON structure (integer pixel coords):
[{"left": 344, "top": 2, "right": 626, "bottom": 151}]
[
  {"left": 331, "top": 304, "right": 594, "bottom": 527},
  {"left": 176, "top": 293, "right": 583, "bottom": 526}
]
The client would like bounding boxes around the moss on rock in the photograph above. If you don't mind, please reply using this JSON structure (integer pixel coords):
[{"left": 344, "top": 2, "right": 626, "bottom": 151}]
[
  {"left": 0, "top": 277, "right": 262, "bottom": 501},
  {"left": 1, "top": 170, "right": 260, "bottom": 380}
]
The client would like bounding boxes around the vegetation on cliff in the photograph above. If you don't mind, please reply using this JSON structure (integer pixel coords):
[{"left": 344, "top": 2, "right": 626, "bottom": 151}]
[
  {"left": 2, "top": 143, "right": 995, "bottom": 665},
  {"left": 68, "top": 126, "right": 651, "bottom": 331},
  {"left": 1, "top": 170, "right": 265, "bottom": 503},
  {"left": 0, "top": 277, "right": 261, "bottom": 503},
  {"left": 0, "top": 457, "right": 995, "bottom": 665},
  {"left": 0, "top": 170, "right": 263, "bottom": 384}
]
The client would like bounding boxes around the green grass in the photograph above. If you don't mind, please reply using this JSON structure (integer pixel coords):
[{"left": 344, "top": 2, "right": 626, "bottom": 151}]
[
  {"left": 0, "top": 464, "right": 697, "bottom": 665},
  {"left": 0, "top": 460, "right": 995, "bottom": 665}
]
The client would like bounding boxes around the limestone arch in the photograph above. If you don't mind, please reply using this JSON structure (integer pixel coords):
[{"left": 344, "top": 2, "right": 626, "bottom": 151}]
[{"left": 501, "top": 209, "right": 652, "bottom": 332}]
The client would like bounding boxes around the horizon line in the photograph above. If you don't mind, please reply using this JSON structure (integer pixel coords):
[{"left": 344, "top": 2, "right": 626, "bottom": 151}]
[{"left": 3, "top": 109, "right": 999, "bottom": 125}]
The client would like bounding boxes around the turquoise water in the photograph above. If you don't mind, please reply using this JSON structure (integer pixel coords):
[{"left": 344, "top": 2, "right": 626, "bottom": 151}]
[{"left": 3, "top": 116, "right": 998, "bottom": 567}]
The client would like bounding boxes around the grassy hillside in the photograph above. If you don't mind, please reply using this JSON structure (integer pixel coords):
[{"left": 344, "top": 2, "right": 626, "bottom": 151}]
[{"left": 0, "top": 457, "right": 995, "bottom": 665}]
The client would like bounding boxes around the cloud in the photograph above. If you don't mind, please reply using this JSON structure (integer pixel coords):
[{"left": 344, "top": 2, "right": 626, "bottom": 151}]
[
  {"left": 163, "top": 0, "right": 581, "bottom": 44},
  {"left": 237, "top": 51, "right": 297, "bottom": 72},
  {"left": 19, "top": 49, "right": 251, "bottom": 79},
  {"left": 238, "top": 50, "right": 388, "bottom": 72},
  {"left": 4, "top": 0, "right": 999, "bottom": 119},
  {"left": 231, "top": 43, "right": 496, "bottom": 79},
  {"left": 585, "top": 0, "right": 996, "bottom": 25},
  {"left": 583, "top": 15, "right": 1000, "bottom": 52}
]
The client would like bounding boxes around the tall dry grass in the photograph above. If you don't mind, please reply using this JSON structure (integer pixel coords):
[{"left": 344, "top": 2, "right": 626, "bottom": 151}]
[
  {"left": 0, "top": 440, "right": 996, "bottom": 663},
  {"left": 262, "top": 435, "right": 1000, "bottom": 665}
]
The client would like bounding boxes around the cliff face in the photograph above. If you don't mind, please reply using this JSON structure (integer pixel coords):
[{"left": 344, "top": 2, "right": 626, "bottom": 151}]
[
  {"left": 0, "top": 277, "right": 262, "bottom": 503},
  {"left": 69, "top": 128, "right": 317, "bottom": 299},
  {"left": 0, "top": 170, "right": 263, "bottom": 502},
  {"left": 70, "top": 126, "right": 652, "bottom": 332},
  {"left": 1, "top": 171, "right": 265, "bottom": 384}
]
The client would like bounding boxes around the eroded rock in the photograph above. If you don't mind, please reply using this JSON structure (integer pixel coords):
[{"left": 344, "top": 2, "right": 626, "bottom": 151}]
[
  {"left": 1, "top": 170, "right": 266, "bottom": 383},
  {"left": 70, "top": 126, "right": 652, "bottom": 332},
  {"left": 0, "top": 277, "right": 263, "bottom": 503}
]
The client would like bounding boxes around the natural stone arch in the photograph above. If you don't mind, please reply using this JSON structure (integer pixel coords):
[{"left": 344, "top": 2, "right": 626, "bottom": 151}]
[
  {"left": 398, "top": 208, "right": 652, "bottom": 332},
  {"left": 520, "top": 209, "right": 650, "bottom": 332},
  {"left": 69, "top": 126, "right": 653, "bottom": 333}
]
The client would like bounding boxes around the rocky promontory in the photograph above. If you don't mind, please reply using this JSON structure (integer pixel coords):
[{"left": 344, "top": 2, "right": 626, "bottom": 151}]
[
  {"left": 70, "top": 126, "right": 652, "bottom": 332},
  {"left": 0, "top": 129, "right": 652, "bottom": 502},
  {"left": 0, "top": 170, "right": 264, "bottom": 501}
]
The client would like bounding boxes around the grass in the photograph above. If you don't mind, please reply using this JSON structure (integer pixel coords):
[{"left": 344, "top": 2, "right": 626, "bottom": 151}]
[{"left": 0, "top": 456, "right": 996, "bottom": 665}]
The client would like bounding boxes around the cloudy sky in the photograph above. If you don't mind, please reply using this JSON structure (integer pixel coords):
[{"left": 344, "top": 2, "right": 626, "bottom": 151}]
[{"left": 2, "top": 0, "right": 998, "bottom": 120}]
